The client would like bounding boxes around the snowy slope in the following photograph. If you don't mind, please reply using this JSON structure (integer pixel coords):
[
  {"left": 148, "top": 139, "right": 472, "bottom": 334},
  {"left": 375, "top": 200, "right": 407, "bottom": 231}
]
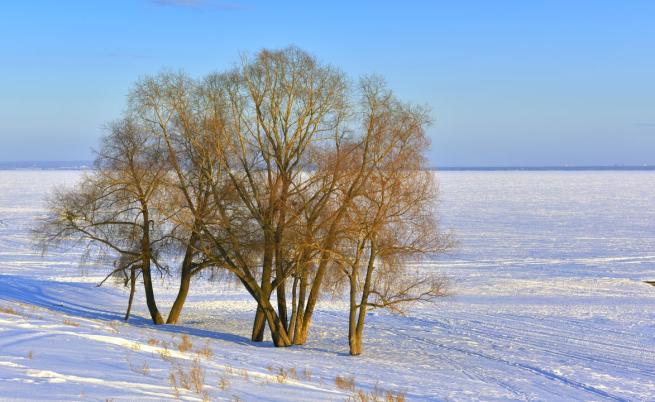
[{"left": 0, "top": 170, "right": 654, "bottom": 401}]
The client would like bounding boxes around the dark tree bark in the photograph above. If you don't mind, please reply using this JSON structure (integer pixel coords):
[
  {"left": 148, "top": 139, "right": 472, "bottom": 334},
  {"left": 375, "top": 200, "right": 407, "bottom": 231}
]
[
  {"left": 288, "top": 275, "right": 299, "bottom": 339},
  {"left": 141, "top": 263, "right": 164, "bottom": 324},
  {"left": 251, "top": 305, "right": 266, "bottom": 342},
  {"left": 124, "top": 266, "right": 137, "bottom": 321},
  {"left": 251, "top": 229, "right": 275, "bottom": 341},
  {"left": 166, "top": 232, "right": 198, "bottom": 324},
  {"left": 274, "top": 204, "right": 289, "bottom": 332},
  {"left": 166, "top": 262, "right": 192, "bottom": 325},
  {"left": 348, "top": 243, "right": 375, "bottom": 356}
]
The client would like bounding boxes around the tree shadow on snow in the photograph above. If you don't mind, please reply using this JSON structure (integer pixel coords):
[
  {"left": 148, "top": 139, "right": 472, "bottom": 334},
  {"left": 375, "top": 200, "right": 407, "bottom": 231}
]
[{"left": 0, "top": 274, "right": 254, "bottom": 346}]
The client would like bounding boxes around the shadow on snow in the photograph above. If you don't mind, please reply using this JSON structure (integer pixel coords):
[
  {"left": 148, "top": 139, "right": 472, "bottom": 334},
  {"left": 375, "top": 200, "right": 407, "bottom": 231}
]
[{"left": 0, "top": 274, "right": 257, "bottom": 347}]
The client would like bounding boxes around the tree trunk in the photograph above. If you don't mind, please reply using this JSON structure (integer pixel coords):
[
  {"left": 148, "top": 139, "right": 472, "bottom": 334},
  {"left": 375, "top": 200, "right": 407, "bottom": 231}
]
[
  {"left": 141, "top": 263, "right": 164, "bottom": 324},
  {"left": 275, "top": 261, "right": 288, "bottom": 332},
  {"left": 274, "top": 207, "right": 288, "bottom": 331},
  {"left": 348, "top": 268, "right": 360, "bottom": 355},
  {"left": 252, "top": 230, "right": 275, "bottom": 341},
  {"left": 293, "top": 273, "right": 308, "bottom": 345},
  {"left": 350, "top": 240, "right": 376, "bottom": 356},
  {"left": 288, "top": 276, "right": 298, "bottom": 339},
  {"left": 251, "top": 305, "right": 266, "bottom": 342},
  {"left": 349, "top": 332, "right": 362, "bottom": 356},
  {"left": 242, "top": 271, "right": 292, "bottom": 347},
  {"left": 296, "top": 253, "right": 330, "bottom": 344},
  {"left": 166, "top": 265, "right": 192, "bottom": 324},
  {"left": 166, "top": 233, "right": 197, "bottom": 324},
  {"left": 350, "top": 311, "right": 366, "bottom": 356},
  {"left": 141, "top": 207, "right": 164, "bottom": 325},
  {"left": 260, "top": 298, "right": 292, "bottom": 347},
  {"left": 296, "top": 228, "right": 340, "bottom": 344},
  {"left": 124, "top": 266, "right": 136, "bottom": 321},
  {"left": 297, "top": 171, "right": 366, "bottom": 343}
]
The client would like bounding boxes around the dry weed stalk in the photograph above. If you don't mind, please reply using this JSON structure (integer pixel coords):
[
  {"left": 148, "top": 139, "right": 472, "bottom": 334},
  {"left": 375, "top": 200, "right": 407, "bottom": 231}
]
[
  {"left": 335, "top": 375, "right": 356, "bottom": 391},
  {"left": 177, "top": 335, "right": 193, "bottom": 353}
]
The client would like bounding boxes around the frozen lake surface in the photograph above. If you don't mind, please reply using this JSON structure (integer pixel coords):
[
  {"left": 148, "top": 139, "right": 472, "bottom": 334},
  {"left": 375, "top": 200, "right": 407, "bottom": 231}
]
[{"left": 0, "top": 170, "right": 654, "bottom": 401}]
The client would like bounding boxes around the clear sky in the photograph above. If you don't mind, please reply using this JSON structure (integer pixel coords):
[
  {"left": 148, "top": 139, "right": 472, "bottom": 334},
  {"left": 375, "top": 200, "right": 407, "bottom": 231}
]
[{"left": 1, "top": 1, "right": 653, "bottom": 167}]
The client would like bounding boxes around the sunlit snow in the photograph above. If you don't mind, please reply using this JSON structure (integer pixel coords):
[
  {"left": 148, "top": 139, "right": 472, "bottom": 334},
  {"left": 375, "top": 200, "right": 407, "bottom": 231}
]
[{"left": 1, "top": 170, "right": 654, "bottom": 401}]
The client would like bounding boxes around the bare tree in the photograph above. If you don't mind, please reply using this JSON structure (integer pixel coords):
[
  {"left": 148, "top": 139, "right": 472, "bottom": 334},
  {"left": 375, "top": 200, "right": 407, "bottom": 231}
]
[
  {"left": 127, "top": 72, "right": 217, "bottom": 324},
  {"left": 36, "top": 118, "right": 170, "bottom": 324},
  {"left": 36, "top": 114, "right": 215, "bottom": 325},
  {"left": 179, "top": 47, "right": 350, "bottom": 346},
  {"left": 36, "top": 48, "right": 451, "bottom": 354},
  {"left": 337, "top": 79, "right": 450, "bottom": 355}
]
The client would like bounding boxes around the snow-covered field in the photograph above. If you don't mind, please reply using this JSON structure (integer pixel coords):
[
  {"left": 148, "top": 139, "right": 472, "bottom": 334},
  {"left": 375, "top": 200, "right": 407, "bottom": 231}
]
[{"left": 1, "top": 170, "right": 654, "bottom": 401}]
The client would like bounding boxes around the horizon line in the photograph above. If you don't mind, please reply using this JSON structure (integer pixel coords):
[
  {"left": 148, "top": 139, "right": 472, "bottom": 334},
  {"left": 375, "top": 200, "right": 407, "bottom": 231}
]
[
  {"left": 434, "top": 165, "right": 655, "bottom": 171},
  {"left": 0, "top": 161, "right": 654, "bottom": 171}
]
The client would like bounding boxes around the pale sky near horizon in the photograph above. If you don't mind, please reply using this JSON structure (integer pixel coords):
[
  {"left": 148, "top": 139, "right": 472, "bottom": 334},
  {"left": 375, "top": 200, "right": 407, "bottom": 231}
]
[{"left": 1, "top": 1, "right": 653, "bottom": 166}]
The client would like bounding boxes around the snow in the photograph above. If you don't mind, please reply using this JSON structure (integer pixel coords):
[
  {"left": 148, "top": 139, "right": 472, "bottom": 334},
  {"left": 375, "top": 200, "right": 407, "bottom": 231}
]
[{"left": 1, "top": 170, "right": 654, "bottom": 401}]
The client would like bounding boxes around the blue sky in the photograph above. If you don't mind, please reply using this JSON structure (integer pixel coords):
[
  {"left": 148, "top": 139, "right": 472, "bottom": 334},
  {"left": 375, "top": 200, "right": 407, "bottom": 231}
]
[{"left": 1, "top": 1, "right": 653, "bottom": 166}]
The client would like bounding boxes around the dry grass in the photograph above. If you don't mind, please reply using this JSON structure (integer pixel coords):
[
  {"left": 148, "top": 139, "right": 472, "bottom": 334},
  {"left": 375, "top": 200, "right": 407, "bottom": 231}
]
[
  {"left": 159, "top": 349, "right": 172, "bottom": 361},
  {"left": 335, "top": 375, "right": 356, "bottom": 392},
  {"left": 158, "top": 345, "right": 172, "bottom": 361},
  {"left": 168, "top": 372, "right": 180, "bottom": 399},
  {"left": 196, "top": 342, "right": 213, "bottom": 359},
  {"left": 130, "top": 342, "right": 141, "bottom": 352},
  {"left": 147, "top": 338, "right": 160, "bottom": 346},
  {"left": 386, "top": 391, "right": 406, "bottom": 402},
  {"left": 0, "top": 306, "right": 20, "bottom": 316},
  {"left": 27, "top": 351, "right": 33, "bottom": 360},
  {"left": 187, "top": 360, "right": 204, "bottom": 393},
  {"left": 168, "top": 357, "right": 208, "bottom": 400},
  {"left": 62, "top": 319, "right": 80, "bottom": 327},
  {"left": 219, "top": 376, "right": 230, "bottom": 391},
  {"left": 275, "top": 368, "right": 288, "bottom": 384},
  {"left": 177, "top": 335, "right": 193, "bottom": 353},
  {"left": 302, "top": 367, "right": 312, "bottom": 380},
  {"left": 346, "top": 387, "right": 406, "bottom": 402}
]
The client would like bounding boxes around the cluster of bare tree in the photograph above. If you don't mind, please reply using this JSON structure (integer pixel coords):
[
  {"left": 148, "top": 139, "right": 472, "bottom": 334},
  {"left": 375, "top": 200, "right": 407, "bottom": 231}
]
[{"left": 36, "top": 47, "right": 450, "bottom": 356}]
